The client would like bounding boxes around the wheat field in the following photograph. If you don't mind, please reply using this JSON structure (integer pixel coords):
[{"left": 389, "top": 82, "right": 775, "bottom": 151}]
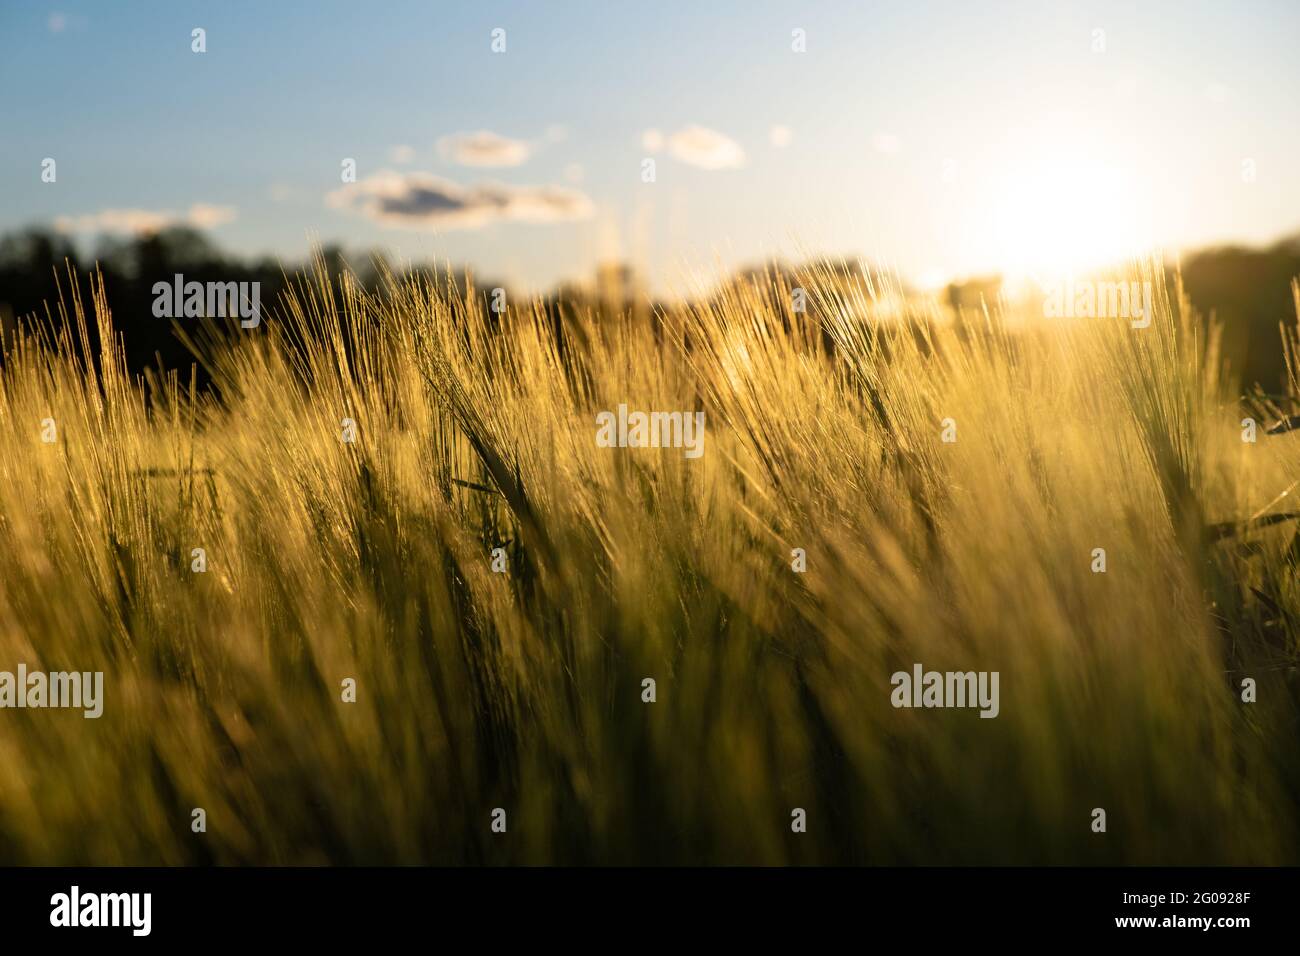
[{"left": 0, "top": 258, "right": 1297, "bottom": 865}]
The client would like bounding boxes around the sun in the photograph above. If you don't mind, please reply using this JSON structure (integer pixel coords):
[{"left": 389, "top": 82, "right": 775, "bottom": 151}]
[{"left": 975, "top": 120, "right": 1157, "bottom": 285}]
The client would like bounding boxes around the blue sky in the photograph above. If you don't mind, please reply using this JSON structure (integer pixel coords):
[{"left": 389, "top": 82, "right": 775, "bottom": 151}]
[{"left": 2, "top": 0, "right": 1298, "bottom": 292}]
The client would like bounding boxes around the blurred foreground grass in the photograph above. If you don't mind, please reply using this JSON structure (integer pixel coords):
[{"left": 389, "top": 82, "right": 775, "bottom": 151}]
[{"left": 0, "top": 258, "right": 1297, "bottom": 864}]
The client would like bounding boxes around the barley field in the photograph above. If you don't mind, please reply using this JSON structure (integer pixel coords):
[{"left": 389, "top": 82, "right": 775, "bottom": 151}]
[{"left": 0, "top": 258, "right": 1297, "bottom": 865}]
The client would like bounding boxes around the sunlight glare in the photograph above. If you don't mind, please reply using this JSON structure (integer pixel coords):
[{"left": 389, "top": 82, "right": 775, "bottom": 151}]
[{"left": 985, "top": 127, "right": 1154, "bottom": 284}]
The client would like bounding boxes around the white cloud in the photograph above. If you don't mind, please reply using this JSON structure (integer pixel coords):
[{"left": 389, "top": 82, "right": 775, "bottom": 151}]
[
  {"left": 564, "top": 163, "right": 585, "bottom": 184},
  {"left": 54, "top": 204, "right": 237, "bottom": 236},
  {"left": 769, "top": 125, "right": 793, "bottom": 148},
  {"left": 667, "top": 125, "right": 745, "bottom": 170},
  {"left": 55, "top": 209, "right": 171, "bottom": 235},
  {"left": 437, "top": 130, "right": 532, "bottom": 168},
  {"left": 47, "top": 12, "right": 86, "bottom": 33},
  {"left": 390, "top": 145, "right": 416, "bottom": 164},
  {"left": 186, "top": 203, "right": 237, "bottom": 228},
  {"left": 327, "top": 171, "right": 594, "bottom": 231},
  {"left": 642, "top": 128, "right": 665, "bottom": 153}
]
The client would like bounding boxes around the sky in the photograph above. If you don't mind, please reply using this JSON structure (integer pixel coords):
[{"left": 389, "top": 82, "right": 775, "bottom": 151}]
[{"left": 2, "top": 0, "right": 1298, "bottom": 294}]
